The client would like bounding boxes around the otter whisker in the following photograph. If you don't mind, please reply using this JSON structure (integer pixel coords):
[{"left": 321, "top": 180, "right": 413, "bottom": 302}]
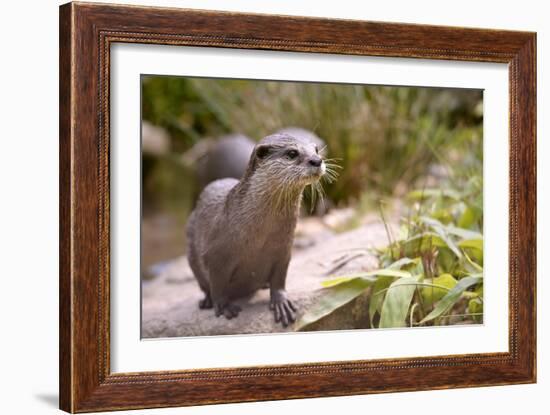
[
  {"left": 314, "top": 181, "right": 326, "bottom": 211},
  {"left": 324, "top": 176, "right": 337, "bottom": 185},
  {"left": 309, "top": 184, "right": 317, "bottom": 213},
  {"left": 323, "top": 167, "right": 339, "bottom": 184},
  {"left": 274, "top": 171, "right": 293, "bottom": 213},
  {"left": 325, "top": 164, "right": 340, "bottom": 173},
  {"left": 325, "top": 165, "right": 340, "bottom": 173}
]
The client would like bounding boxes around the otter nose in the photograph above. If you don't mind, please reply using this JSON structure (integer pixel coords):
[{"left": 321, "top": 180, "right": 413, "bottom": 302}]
[{"left": 308, "top": 157, "right": 322, "bottom": 167}]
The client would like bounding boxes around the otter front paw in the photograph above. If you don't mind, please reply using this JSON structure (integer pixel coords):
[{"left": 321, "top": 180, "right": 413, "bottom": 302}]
[
  {"left": 214, "top": 302, "right": 242, "bottom": 320},
  {"left": 270, "top": 291, "right": 297, "bottom": 327}
]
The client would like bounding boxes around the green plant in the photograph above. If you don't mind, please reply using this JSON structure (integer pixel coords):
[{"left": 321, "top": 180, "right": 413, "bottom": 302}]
[{"left": 296, "top": 179, "right": 484, "bottom": 330}]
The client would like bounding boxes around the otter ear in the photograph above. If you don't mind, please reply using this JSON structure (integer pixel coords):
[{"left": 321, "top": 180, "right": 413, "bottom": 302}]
[
  {"left": 255, "top": 144, "right": 272, "bottom": 159},
  {"left": 247, "top": 144, "right": 273, "bottom": 174}
]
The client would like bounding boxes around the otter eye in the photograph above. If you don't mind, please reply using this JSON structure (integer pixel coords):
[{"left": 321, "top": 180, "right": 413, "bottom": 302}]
[
  {"left": 315, "top": 145, "right": 319, "bottom": 154},
  {"left": 286, "top": 149, "right": 299, "bottom": 159}
]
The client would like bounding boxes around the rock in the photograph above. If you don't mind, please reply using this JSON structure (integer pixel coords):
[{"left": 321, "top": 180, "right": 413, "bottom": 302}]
[
  {"left": 293, "top": 216, "right": 334, "bottom": 251},
  {"left": 322, "top": 207, "right": 356, "bottom": 229},
  {"left": 181, "top": 134, "right": 255, "bottom": 190},
  {"left": 299, "top": 289, "right": 372, "bottom": 332},
  {"left": 142, "top": 220, "right": 393, "bottom": 338},
  {"left": 142, "top": 121, "right": 170, "bottom": 156}
]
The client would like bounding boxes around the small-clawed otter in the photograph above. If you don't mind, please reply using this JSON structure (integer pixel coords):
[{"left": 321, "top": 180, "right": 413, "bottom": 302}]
[{"left": 186, "top": 133, "right": 326, "bottom": 327}]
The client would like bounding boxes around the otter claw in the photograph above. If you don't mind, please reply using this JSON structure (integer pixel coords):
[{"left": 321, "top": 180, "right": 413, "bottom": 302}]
[
  {"left": 271, "top": 299, "right": 297, "bottom": 327},
  {"left": 214, "top": 303, "right": 242, "bottom": 320}
]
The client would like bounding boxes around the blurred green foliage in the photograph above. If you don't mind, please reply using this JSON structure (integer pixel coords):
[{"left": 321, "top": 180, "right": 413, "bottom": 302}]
[{"left": 141, "top": 76, "right": 482, "bottom": 209}]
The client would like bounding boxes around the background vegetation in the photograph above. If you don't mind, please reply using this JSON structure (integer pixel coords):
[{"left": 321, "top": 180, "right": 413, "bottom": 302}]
[
  {"left": 141, "top": 75, "right": 483, "bottom": 328},
  {"left": 142, "top": 76, "right": 482, "bottom": 209}
]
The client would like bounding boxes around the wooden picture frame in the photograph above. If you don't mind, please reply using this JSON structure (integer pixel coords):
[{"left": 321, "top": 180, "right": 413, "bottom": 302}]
[{"left": 59, "top": 2, "right": 536, "bottom": 412}]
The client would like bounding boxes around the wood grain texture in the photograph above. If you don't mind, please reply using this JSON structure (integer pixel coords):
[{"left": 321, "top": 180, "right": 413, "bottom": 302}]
[
  {"left": 59, "top": 2, "right": 537, "bottom": 412},
  {"left": 59, "top": 3, "right": 73, "bottom": 411}
]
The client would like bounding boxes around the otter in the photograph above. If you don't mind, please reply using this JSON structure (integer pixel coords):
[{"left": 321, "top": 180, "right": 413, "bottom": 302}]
[{"left": 185, "top": 133, "right": 326, "bottom": 327}]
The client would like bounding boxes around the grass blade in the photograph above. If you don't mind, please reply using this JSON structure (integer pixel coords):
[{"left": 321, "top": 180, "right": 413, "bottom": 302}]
[
  {"left": 379, "top": 276, "right": 420, "bottom": 328},
  {"left": 321, "top": 269, "right": 411, "bottom": 288},
  {"left": 458, "top": 239, "right": 483, "bottom": 250},
  {"left": 368, "top": 276, "right": 395, "bottom": 326},
  {"left": 419, "top": 276, "right": 482, "bottom": 325},
  {"left": 420, "top": 217, "right": 462, "bottom": 258}
]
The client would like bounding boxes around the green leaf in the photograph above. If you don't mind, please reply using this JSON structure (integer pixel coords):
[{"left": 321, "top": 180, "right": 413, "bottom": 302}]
[
  {"left": 296, "top": 278, "right": 373, "bottom": 331},
  {"left": 467, "top": 272, "right": 483, "bottom": 279},
  {"left": 463, "top": 251, "right": 483, "bottom": 273},
  {"left": 379, "top": 276, "right": 420, "bottom": 328},
  {"left": 387, "top": 257, "right": 418, "bottom": 270},
  {"left": 436, "top": 247, "right": 457, "bottom": 275},
  {"left": 458, "top": 239, "right": 483, "bottom": 251},
  {"left": 468, "top": 297, "right": 484, "bottom": 323},
  {"left": 407, "top": 188, "right": 461, "bottom": 201},
  {"left": 445, "top": 225, "right": 483, "bottom": 240},
  {"left": 458, "top": 205, "right": 477, "bottom": 229},
  {"left": 422, "top": 216, "right": 483, "bottom": 241},
  {"left": 399, "top": 233, "right": 448, "bottom": 257},
  {"left": 421, "top": 273, "right": 457, "bottom": 305},
  {"left": 419, "top": 276, "right": 482, "bottom": 324},
  {"left": 368, "top": 276, "right": 395, "bottom": 326},
  {"left": 321, "top": 269, "right": 411, "bottom": 288},
  {"left": 420, "top": 217, "right": 462, "bottom": 258},
  {"left": 320, "top": 276, "right": 370, "bottom": 288},
  {"left": 458, "top": 238, "right": 484, "bottom": 265},
  {"left": 388, "top": 256, "right": 424, "bottom": 277}
]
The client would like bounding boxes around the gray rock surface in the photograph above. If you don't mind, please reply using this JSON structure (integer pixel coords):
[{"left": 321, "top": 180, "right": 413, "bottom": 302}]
[
  {"left": 142, "top": 219, "right": 392, "bottom": 338},
  {"left": 142, "top": 121, "right": 170, "bottom": 156},
  {"left": 181, "top": 134, "right": 255, "bottom": 190}
]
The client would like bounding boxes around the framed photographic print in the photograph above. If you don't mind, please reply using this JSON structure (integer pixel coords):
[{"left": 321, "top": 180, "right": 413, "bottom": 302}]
[{"left": 59, "top": 2, "right": 536, "bottom": 412}]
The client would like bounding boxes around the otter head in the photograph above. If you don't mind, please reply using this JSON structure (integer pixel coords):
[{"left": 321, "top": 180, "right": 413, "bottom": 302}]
[{"left": 248, "top": 133, "right": 326, "bottom": 188}]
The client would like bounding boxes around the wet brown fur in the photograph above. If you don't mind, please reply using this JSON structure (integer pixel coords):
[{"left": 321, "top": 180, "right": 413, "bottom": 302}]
[{"left": 186, "top": 133, "right": 331, "bottom": 326}]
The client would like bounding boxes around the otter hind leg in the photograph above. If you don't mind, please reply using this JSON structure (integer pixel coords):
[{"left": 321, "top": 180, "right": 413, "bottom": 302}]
[
  {"left": 214, "top": 302, "right": 241, "bottom": 319},
  {"left": 198, "top": 293, "right": 213, "bottom": 309},
  {"left": 205, "top": 252, "right": 242, "bottom": 320},
  {"left": 187, "top": 242, "right": 213, "bottom": 310}
]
